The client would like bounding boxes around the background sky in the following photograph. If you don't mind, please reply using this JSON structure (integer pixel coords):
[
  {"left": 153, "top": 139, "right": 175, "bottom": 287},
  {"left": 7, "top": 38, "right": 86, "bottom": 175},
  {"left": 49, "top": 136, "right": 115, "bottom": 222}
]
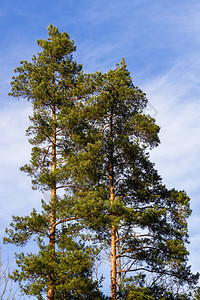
[{"left": 1, "top": 0, "right": 200, "bottom": 297}]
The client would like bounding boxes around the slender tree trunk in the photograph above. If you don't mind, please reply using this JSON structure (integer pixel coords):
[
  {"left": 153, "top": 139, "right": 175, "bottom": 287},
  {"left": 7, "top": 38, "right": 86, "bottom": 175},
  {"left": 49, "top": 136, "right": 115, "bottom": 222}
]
[
  {"left": 111, "top": 211, "right": 117, "bottom": 299},
  {"left": 47, "top": 105, "right": 56, "bottom": 300},
  {"left": 117, "top": 240, "right": 122, "bottom": 300},
  {"left": 109, "top": 110, "right": 117, "bottom": 300}
]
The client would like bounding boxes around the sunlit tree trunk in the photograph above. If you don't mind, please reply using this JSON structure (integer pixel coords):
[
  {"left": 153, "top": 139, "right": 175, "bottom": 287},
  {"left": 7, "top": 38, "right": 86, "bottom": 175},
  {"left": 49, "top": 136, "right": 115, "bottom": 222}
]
[
  {"left": 117, "top": 239, "right": 122, "bottom": 300},
  {"left": 47, "top": 105, "right": 56, "bottom": 300},
  {"left": 111, "top": 195, "right": 116, "bottom": 300},
  {"left": 109, "top": 109, "right": 117, "bottom": 300}
]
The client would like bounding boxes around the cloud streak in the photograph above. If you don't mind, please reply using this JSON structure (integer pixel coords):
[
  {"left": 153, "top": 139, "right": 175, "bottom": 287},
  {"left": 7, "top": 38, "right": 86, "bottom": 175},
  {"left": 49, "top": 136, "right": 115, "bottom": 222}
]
[{"left": 142, "top": 55, "right": 200, "bottom": 272}]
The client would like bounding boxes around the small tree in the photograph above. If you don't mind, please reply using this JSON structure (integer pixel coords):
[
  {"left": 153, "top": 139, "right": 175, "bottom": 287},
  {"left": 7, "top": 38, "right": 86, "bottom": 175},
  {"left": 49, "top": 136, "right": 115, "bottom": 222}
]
[
  {"left": 4, "top": 25, "right": 105, "bottom": 300},
  {"left": 66, "top": 60, "right": 199, "bottom": 299},
  {"left": 0, "top": 247, "right": 17, "bottom": 300}
]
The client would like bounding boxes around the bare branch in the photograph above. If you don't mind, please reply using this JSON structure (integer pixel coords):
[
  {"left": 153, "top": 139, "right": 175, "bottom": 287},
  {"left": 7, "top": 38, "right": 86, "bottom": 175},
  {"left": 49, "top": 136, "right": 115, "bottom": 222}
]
[
  {"left": 56, "top": 185, "right": 83, "bottom": 190},
  {"left": 41, "top": 145, "right": 51, "bottom": 167},
  {"left": 117, "top": 246, "right": 154, "bottom": 258},
  {"left": 117, "top": 267, "right": 176, "bottom": 279},
  {"left": 0, "top": 250, "right": 18, "bottom": 299},
  {"left": 116, "top": 234, "right": 153, "bottom": 243},
  {"left": 113, "top": 178, "right": 129, "bottom": 189},
  {"left": 54, "top": 217, "right": 81, "bottom": 228}
]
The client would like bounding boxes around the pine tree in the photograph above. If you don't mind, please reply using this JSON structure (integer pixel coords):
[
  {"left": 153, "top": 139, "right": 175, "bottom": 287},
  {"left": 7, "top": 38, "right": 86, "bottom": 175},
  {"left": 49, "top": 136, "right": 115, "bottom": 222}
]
[
  {"left": 120, "top": 274, "right": 193, "bottom": 299},
  {"left": 4, "top": 25, "right": 105, "bottom": 300},
  {"left": 4, "top": 25, "right": 198, "bottom": 299},
  {"left": 66, "top": 60, "right": 199, "bottom": 299}
]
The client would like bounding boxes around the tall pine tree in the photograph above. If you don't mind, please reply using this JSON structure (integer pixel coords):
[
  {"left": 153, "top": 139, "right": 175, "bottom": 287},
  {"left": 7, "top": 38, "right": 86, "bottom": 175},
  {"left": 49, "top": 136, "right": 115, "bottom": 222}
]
[
  {"left": 4, "top": 25, "right": 105, "bottom": 300},
  {"left": 4, "top": 26, "right": 198, "bottom": 299},
  {"left": 66, "top": 60, "right": 198, "bottom": 299}
]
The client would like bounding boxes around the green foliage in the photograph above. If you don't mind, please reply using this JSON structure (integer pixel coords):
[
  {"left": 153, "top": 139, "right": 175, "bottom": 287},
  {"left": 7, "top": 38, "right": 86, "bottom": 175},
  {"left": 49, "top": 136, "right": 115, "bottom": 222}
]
[
  {"left": 9, "top": 24, "right": 82, "bottom": 191},
  {"left": 120, "top": 274, "right": 193, "bottom": 299},
  {"left": 5, "top": 25, "right": 106, "bottom": 299},
  {"left": 11, "top": 241, "right": 104, "bottom": 299},
  {"left": 65, "top": 60, "right": 199, "bottom": 296},
  {"left": 5, "top": 25, "right": 198, "bottom": 299},
  {"left": 4, "top": 196, "right": 105, "bottom": 299}
]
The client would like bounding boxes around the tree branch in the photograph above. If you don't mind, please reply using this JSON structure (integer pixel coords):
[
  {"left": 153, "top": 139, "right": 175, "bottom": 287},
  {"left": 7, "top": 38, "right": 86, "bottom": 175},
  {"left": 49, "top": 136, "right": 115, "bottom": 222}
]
[
  {"left": 56, "top": 185, "right": 82, "bottom": 190},
  {"left": 116, "top": 234, "right": 153, "bottom": 243},
  {"left": 54, "top": 217, "right": 81, "bottom": 228},
  {"left": 117, "top": 267, "right": 177, "bottom": 279},
  {"left": 117, "top": 246, "right": 155, "bottom": 258}
]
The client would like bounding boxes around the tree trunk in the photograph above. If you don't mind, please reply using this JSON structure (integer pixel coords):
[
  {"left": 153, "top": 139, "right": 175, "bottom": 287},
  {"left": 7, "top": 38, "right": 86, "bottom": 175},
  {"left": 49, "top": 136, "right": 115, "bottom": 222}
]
[
  {"left": 47, "top": 105, "right": 56, "bottom": 300},
  {"left": 117, "top": 239, "right": 122, "bottom": 300},
  {"left": 109, "top": 109, "right": 117, "bottom": 300},
  {"left": 111, "top": 220, "right": 117, "bottom": 299}
]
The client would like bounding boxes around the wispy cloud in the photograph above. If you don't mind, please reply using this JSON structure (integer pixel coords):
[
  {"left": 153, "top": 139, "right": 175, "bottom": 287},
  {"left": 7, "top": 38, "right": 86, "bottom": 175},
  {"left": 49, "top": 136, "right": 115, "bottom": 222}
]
[
  {"left": 142, "top": 55, "right": 200, "bottom": 271},
  {"left": 144, "top": 57, "right": 200, "bottom": 190},
  {"left": 0, "top": 103, "right": 41, "bottom": 234}
]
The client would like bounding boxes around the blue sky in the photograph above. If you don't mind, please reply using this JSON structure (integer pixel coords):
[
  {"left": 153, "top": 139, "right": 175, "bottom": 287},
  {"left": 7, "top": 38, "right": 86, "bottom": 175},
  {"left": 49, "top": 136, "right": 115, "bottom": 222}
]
[{"left": 1, "top": 0, "right": 200, "bottom": 297}]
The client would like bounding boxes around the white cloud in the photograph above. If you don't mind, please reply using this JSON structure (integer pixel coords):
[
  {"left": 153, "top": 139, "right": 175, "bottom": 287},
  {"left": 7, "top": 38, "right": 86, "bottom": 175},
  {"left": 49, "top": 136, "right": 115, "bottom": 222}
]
[
  {"left": 0, "top": 102, "right": 41, "bottom": 232},
  {"left": 141, "top": 55, "right": 200, "bottom": 274},
  {"left": 143, "top": 58, "right": 200, "bottom": 191}
]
